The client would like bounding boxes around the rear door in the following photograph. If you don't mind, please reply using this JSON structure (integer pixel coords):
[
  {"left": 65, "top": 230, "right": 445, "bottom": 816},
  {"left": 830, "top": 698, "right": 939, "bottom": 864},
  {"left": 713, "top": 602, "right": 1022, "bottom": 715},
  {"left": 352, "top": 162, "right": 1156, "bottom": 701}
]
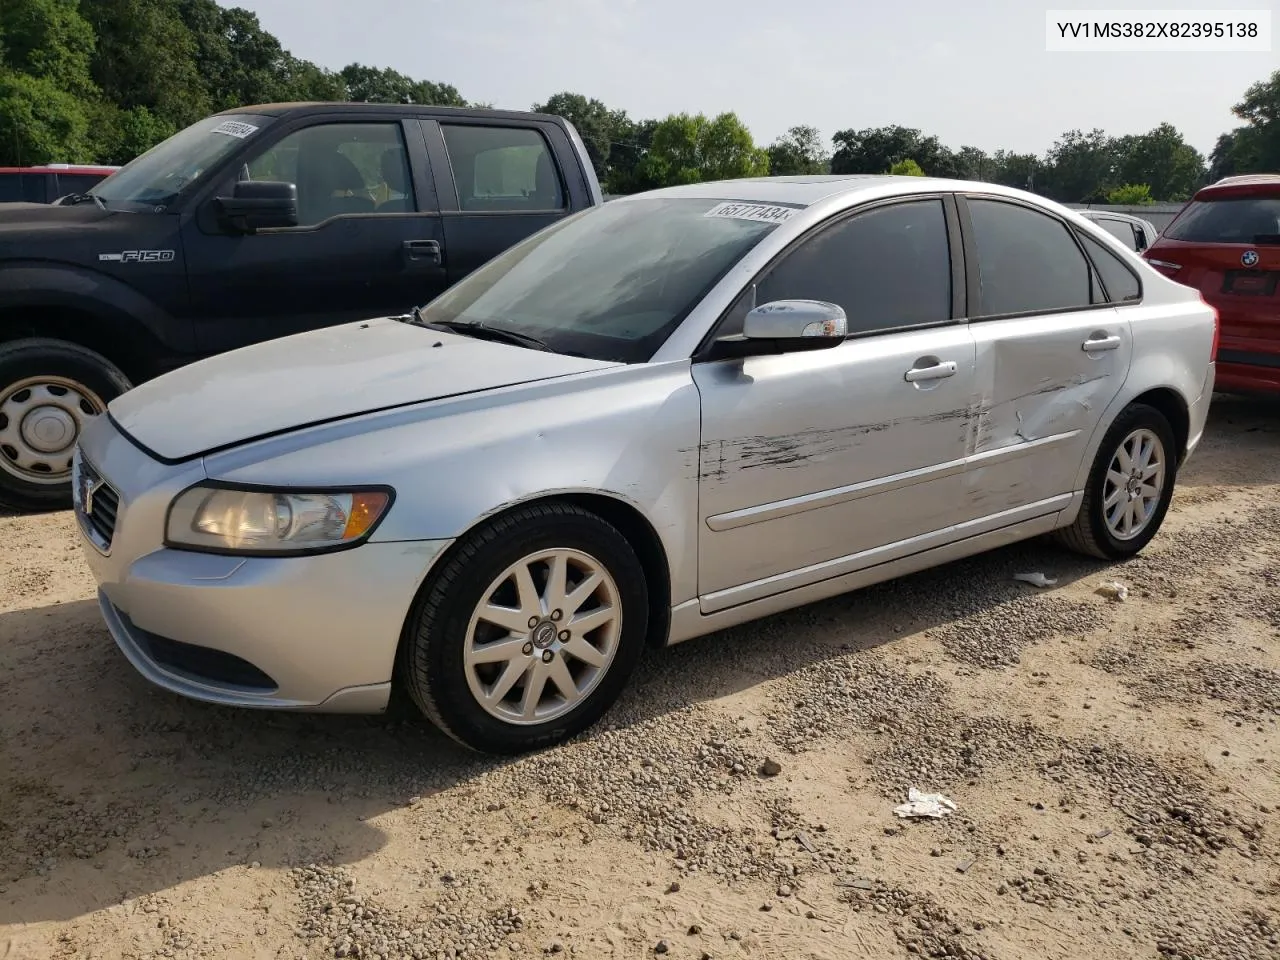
[
  {"left": 183, "top": 113, "right": 448, "bottom": 354},
  {"left": 1150, "top": 189, "right": 1280, "bottom": 366},
  {"left": 959, "top": 195, "right": 1135, "bottom": 519},
  {"left": 423, "top": 118, "right": 582, "bottom": 283}
]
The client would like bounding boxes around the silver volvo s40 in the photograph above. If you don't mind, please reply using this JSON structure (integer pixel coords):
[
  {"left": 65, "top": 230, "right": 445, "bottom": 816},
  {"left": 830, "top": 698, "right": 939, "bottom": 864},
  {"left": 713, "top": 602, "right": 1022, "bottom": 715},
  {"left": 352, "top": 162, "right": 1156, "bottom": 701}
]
[{"left": 72, "top": 175, "right": 1218, "bottom": 754}]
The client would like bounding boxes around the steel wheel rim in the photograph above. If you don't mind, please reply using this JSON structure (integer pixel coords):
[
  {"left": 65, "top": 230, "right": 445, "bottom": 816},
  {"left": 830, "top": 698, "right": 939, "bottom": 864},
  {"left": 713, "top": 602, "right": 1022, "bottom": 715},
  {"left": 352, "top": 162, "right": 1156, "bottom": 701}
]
[
  {"left": 1103, "top": 427, "right": 1165, "bottom": 541},
  {"left": 463, "top": 547, "right": 623, "bottom": 726},
  {"left": 0, "top": 376, "right": 107, "bottom": 486}
]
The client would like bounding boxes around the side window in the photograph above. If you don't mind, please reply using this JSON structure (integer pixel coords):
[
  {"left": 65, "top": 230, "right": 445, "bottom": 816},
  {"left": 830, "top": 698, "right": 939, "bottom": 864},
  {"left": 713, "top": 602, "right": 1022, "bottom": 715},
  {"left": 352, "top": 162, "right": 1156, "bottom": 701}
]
[
  {"left": 1096, "top": 217, "right": 1138, "bottom": 250},
  {"left": 242, "top": 122, "right": 415, "bottom": 227},
  {"left": 440, "top": 124, "right": 565, "bottom": 212},
  {"left": 740, "top": 199, "right": 952, "bottom": 337},
  {"left": 0, "top": 175, "right": 24, "bottom": 203},
  {"left": 1078, "top": 232, "right": 1141, "bottom": 303},
  {"left": 968, "top": 199, "right": 1093, "bottom": 317}
]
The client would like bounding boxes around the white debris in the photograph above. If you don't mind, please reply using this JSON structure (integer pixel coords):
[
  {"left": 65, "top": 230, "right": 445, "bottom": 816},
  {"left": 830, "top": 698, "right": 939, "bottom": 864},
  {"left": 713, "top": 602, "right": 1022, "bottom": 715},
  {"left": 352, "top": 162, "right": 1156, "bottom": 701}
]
[
  {"left": 1096, "top": 580, "right": 1129, "bottom": 602},
  {"left": 1013, "top": 572, "right": 1057, "bottom": 588},
  {"left": 893, "top": 788, "right": 958, "bottom": 819}
]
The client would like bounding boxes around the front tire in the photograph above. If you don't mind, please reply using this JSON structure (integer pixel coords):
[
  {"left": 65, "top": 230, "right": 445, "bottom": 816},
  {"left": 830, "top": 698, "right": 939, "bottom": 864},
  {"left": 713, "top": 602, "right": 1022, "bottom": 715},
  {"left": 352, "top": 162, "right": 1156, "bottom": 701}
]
[
  {"left": 399, "top": 502, "right": 649, "bottom": 754},
  {"left": 0, "top": 338, "right": 132, "bottom": 513},
  {"left": 1056, "top": 402, "right": 1178, "bottom": 560}
]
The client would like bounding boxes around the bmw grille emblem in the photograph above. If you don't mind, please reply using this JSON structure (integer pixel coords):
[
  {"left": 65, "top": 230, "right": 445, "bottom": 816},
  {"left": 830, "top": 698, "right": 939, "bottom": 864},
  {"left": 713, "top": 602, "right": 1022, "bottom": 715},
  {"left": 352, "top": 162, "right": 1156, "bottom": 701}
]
[{"left": 1241, "top": 249, "right": 1260, "bottom": 268}]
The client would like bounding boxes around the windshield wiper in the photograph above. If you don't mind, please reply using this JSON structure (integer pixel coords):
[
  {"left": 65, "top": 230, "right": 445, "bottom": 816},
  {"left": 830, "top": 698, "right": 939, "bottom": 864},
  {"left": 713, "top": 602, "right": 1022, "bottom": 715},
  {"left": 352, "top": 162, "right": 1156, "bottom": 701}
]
[
  {"left": 62, "top": 192, "right": 107, "bottom": 211},
  {"left": 405, "top": 309, "right": 549, "bottom": 352}
]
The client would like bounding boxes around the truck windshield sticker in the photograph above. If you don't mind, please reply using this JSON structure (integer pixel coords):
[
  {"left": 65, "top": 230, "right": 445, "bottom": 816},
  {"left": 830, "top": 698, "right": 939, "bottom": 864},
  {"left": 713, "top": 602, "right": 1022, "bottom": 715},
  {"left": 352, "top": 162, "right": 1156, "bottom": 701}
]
[
  {"left": 211, "top": 120, "right": 259, "bottom": 139},
  {"left": 703, "top": 202, "right": 797, "bottom": 225}
]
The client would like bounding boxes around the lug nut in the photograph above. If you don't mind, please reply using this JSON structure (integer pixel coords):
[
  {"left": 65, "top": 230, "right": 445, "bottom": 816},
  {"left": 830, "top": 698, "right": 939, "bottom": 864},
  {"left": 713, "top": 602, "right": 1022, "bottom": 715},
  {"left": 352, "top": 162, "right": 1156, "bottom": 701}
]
[
  {"left": 541, "top": 650, "right": 554, "bottom": 663},
  {"left": 522, "top": 642, "right": 533, "bottom": 656},
  {"left": 550, "top": 609, "right": 563, "bottom": 621},
  {"left": 558, "top": 630, "right": 570, "bottom": 642},
  {"left": 528, "top": 616, "right": 539, "bottom": 628}
]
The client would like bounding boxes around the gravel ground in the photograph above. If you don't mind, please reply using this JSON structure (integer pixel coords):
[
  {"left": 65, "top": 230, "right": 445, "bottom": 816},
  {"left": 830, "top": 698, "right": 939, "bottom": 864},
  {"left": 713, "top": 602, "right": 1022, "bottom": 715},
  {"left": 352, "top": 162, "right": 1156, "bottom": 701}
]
[{"left": 1, "top": 394, "right": 1278, "bottom": 960}]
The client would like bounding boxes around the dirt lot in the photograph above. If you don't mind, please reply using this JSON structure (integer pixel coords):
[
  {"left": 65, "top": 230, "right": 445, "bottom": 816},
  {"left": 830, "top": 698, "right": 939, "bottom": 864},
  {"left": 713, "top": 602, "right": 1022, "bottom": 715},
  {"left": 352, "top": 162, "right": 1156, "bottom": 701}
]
[{"left": 2, "top": 396, "right": 1278, "bottom": 960}]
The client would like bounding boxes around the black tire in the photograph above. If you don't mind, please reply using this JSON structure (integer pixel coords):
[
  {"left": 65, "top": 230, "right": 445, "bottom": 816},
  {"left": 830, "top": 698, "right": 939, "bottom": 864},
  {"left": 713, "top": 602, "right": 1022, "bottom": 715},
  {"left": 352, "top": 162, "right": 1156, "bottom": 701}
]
[
  {"left": 399, "top": 502, "right": 649, "bottom": 754},
  {"left": 0, "top": 338, "right": 132, "bottom": 513},
  {"left": 1055, "top": 402, "right": 1178, "bottom": 560}
]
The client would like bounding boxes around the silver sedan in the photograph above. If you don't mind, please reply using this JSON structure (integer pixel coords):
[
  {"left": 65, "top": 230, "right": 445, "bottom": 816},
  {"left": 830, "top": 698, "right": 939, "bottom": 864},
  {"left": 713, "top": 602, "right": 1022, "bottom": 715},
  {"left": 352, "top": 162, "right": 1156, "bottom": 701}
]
[{"left": 73, "top": 175, "right": 1217, "bottom": 754}]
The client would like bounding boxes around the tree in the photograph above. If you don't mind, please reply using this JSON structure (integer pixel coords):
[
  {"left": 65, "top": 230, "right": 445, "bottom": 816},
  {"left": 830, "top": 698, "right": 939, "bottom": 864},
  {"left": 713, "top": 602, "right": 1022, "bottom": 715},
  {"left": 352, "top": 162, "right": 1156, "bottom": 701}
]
[
  {"left": 889, "top": 158, "right": 924, "bottom": 176},
  {"left": 0, "top": 70, "right": 91, "bottom": 164},
  {"left": 0, "top": 0, "right": 98, "bottom": 96},
  {"left": 531, "top": 92, "right": 620, "bottom": 184},
  {"left": 1211, "top": 69, "right": 1280, "bottom": 177},
  {"left": 1107, "top": 183, "right": 1154, "bottom": 205},
  {"left": 1040, "top": 128, "right": 1116, "bottom": 203},
  {"left": 989, "top": 150, "right": 1042, "bottom": 190},
  {"left": 639, "top": 112, "right": 768, "bottom": 188},
  {"left": 830, "top": 125, "right": 960, "bottom": 177},
  {"left": 604, "top": 115, "right": 658, "bottom": 194},
  {"left": 954, "top": 146, "right": 990, "bottom": 181},
  {"left": 339, "top": 64, "right": 465, "bottom": 107},
  {"left": 1112, "top": 123, "right": 1205, "bottom": 201},
  {"left": 766, "top": 125, "right": 829, "bottom": 176}
]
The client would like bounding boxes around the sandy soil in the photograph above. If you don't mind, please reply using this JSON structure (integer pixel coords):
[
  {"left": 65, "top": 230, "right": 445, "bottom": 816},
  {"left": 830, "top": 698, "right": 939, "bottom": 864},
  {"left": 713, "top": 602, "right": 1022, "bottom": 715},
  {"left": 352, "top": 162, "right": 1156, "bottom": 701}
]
[{"left": 1, "top": 395, "right": 1278, "bottom": 960}]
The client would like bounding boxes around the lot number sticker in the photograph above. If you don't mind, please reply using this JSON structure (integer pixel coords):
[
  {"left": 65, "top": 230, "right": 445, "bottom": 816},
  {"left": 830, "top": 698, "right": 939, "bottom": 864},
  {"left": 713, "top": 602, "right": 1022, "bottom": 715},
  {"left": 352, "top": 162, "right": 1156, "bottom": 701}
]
[
  {"left": 211, "top": 120, "right": 260, "bottom": 139},
  {"left": 703, "top": 202, "right": 797, "bottom": 224}
]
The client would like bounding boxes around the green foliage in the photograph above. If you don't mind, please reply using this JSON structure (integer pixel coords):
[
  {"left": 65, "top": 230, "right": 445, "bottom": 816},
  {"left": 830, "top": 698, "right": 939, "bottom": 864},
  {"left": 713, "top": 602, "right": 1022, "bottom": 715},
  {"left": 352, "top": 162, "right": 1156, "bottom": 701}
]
[
  {"left": 339, "top": 64, "right": 466, "bottom": 107},
  {"left": 1106, "top": 183, "right": 1154, "bottom": 205},
  {"left": 767, "top": 125, "right": 829, "bottom": 176},
  {"left": 638, "top": 112, "right": 768, "bottom": 188},
  {"left": 889, "top": 158, "right": 924, "bottom": 176},
  {"left": 0, "top": 69, "right": 91, "bottom": 164},
  {"left": 1211, "top": 69, "right": 1280, "bottom": 178},
  {"left": 1112, "top": 123, "right": 1204, "bottom": 201}
]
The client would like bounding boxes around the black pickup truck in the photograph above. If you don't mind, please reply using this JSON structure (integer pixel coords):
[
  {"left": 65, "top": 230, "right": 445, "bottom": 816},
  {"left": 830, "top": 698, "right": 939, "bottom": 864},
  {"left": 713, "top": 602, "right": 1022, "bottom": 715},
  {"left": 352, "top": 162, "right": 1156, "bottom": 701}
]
[{"left": 0, "top": 102, "right": 603, "bottom": 510}]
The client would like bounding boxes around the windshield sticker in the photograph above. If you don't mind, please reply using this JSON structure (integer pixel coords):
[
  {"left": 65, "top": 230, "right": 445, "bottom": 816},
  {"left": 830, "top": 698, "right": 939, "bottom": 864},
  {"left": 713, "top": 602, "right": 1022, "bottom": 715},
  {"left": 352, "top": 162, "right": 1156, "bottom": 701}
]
[
  {"left": 703, "top": 201, "right": 798, "bottom": 225},
  {"left": 211, "top": 119, "right": 259, "bottom": 139}
]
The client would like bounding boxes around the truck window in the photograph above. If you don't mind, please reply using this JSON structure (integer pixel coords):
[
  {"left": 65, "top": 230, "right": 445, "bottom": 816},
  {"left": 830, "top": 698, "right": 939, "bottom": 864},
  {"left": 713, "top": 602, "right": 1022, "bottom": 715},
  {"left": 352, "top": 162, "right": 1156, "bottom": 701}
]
[
  {"left": 0, "top": 174, "right": 46, "bottom": 203},
  {"left": 241, "top": 122, "right": 416, "bottom": 227},
  {"left": 440, "top": 125, "right": 565, "bottom": 213}
]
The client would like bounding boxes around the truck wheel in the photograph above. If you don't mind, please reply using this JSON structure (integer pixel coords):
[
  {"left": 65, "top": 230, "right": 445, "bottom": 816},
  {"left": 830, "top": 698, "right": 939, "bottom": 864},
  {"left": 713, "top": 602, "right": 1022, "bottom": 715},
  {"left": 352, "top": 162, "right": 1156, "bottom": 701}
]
[{"left": 0, "top": 338, "right": 132, "bottom": 513}]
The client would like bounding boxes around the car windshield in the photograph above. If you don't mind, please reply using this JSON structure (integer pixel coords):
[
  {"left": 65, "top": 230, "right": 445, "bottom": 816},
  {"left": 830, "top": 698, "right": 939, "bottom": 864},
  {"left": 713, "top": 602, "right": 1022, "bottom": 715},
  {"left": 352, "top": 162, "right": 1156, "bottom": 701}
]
[
  {"left": 1164, "top": 196, "right": 1280, "bottom": 243},
  {"left": 417, "top": 197, "right": 790, "bottom": 363},
  {"left": 91, "top": 114, "right": 274, "bottom": 211}
]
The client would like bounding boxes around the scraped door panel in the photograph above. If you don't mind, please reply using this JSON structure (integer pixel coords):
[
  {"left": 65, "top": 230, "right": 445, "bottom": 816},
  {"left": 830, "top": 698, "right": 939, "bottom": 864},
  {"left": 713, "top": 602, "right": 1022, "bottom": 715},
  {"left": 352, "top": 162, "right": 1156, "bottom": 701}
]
[{"left": 693, "top": 325, "right": 977, "bottom": 613}]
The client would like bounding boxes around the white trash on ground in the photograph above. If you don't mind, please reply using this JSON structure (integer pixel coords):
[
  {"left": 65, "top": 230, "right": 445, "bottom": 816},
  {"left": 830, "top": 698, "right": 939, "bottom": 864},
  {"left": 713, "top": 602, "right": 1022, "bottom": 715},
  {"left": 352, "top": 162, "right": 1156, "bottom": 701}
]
[
  {"left": 1013, "top": 572, "right": 1057, "bottom": 588},
  {"left": 893, "top": 787, "right": 958, "bottom": 819},
  {"left": 1096, "top": 580, "right": 1129, "bottom": 602}
]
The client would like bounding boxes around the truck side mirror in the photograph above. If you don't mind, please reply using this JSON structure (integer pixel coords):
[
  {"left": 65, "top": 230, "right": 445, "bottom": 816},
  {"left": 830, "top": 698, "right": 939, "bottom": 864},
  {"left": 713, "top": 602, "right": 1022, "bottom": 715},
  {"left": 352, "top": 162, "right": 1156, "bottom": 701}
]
[{"left": 216, "top": 180, "right": 298, "bottom": 233}]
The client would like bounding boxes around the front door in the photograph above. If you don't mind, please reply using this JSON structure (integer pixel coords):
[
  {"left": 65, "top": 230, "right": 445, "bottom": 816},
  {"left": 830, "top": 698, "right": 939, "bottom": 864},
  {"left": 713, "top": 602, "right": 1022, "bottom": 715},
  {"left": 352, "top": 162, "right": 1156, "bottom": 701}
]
[
  {"left": 692, "top": 196, "right": 978, "bottom": 613},
  {"left": 183, "top": 117, "right": 448, "bottom": 354},
  {"left": 959, "top": 195, "right": 1135, "bottom": 519}
]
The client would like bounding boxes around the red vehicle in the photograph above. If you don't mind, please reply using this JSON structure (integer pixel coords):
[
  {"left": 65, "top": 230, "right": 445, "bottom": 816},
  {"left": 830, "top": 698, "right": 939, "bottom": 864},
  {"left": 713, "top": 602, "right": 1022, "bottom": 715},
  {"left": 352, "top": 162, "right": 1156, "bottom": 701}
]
[
  {"left": 1143, "top": 174, "right": 1280, "bottom": 395},
  {"left": 0, "top": 164, "right": 120, "bottom": 204}
]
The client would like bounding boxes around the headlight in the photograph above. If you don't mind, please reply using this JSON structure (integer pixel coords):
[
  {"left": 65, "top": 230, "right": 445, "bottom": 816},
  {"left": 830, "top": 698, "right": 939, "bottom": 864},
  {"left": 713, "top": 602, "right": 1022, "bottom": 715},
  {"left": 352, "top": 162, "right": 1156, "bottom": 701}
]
[{"left": 165, "top": 485, "right": 393, "bottom": 555}]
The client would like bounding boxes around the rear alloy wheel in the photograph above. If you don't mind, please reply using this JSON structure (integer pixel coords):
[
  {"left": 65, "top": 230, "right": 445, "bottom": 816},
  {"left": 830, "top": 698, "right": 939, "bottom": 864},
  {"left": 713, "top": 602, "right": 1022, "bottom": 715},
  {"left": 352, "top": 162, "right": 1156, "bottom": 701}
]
[
  {"left": 1056, "top": 402, "right": 1177, "bottom": 560},
  {"left": 0, "top": 338, "right": 132, "bottom": 512},
  {"left": 400, "top": 502, "right": 648, "bottom": 754}
]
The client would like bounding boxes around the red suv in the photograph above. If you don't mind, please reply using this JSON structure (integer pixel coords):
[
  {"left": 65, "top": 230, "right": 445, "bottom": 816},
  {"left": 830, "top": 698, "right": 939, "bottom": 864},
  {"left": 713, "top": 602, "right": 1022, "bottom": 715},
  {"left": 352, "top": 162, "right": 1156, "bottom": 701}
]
[{"left": 1143, "top": 174, "right": 1280, "bottom": 395}]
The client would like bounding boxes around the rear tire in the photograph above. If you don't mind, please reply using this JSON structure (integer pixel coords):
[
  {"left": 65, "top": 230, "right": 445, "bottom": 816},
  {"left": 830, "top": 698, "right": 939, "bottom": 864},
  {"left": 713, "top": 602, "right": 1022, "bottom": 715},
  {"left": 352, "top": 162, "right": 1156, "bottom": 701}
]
[
  {"left": 0, "top": 338, "right": 132, "bottom": 513},
  {"left": 399, "top": 502, "right": 649, "bottom": 754},
  {"left": 1055, "top": 402, "right": 1177, "bottom": 560}
]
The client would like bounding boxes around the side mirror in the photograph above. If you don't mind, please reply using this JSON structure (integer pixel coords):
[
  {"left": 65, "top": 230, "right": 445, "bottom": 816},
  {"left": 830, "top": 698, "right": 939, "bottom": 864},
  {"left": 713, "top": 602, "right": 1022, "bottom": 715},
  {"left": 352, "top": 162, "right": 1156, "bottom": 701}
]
[
  {"left": 216, "top": 180, "right": 298, "bottom": 233},
  {"left": 743, "top": 300, "right": 848, "bottom": 341}
]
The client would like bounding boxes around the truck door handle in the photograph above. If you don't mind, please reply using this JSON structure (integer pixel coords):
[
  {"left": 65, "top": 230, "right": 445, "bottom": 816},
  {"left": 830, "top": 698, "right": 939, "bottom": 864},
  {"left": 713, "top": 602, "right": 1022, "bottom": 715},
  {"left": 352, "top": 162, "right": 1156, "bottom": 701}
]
[
  {"left": 904, "top": 360, "right": 957, "bottom": 383},
  {"left": 1082, "top": 334, "right": 1121, "bottom": 352},
  {"left": 403, "top": 239, "right": 441, "bottom": 264}
]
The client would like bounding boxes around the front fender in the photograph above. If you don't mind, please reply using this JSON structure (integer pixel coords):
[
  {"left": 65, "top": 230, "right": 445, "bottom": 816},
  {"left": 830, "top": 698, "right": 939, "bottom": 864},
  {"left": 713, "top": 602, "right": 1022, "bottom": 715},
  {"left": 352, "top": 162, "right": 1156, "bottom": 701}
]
[
  {"left": 201, "top": 361, "right": 704, "bottom": 606},
  {"left": 0, "top": 261, "right": 193, "bottom": 354}
]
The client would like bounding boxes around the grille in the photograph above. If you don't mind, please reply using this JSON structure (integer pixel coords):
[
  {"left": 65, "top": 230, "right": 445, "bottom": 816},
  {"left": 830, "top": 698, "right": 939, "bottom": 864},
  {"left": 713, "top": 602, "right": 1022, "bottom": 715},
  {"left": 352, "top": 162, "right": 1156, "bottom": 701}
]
[{"left": 77, "top": 457, "right": 120, "bottom": 549}]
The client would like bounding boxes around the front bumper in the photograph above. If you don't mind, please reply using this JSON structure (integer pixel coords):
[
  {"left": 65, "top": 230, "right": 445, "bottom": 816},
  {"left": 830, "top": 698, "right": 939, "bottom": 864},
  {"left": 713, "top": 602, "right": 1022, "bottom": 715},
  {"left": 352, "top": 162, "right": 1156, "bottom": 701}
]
[{"left": 74, "top": 416, "right": 451, "bottom": 712}]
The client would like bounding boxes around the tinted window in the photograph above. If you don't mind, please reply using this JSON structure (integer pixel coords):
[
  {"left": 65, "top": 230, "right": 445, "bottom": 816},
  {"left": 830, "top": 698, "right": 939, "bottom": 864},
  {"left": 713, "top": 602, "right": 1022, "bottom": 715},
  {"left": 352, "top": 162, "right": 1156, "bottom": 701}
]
[
  {"left": 419, "top": 197, "right": 780, "bottom": 363},
  {"left": 0, "top": 174, "right": 46, "bottom": 203},
  {"left": 441, "top": 125, "right": 564, "bottom": 212},
  {"left": 1079, "top": 232, "right": 1141, "bottom": 303},
  {"left": 968, "top": 199, "right": 1092, "bottom": 316},
  {"left": 54, "top": 172, "right": 109, "bottom": 197},
  {"left": 243, "top": 122, "right": 414, "bottom": 226},
  {"left": 1095, "top": 217, "right": 1138, "bottom": 250},
  {"left": 746, "top": 199, "right": 951, "bottom": 336},
  {"left": 1163, "top": 197, "right": 1280, "bottom": 243}
]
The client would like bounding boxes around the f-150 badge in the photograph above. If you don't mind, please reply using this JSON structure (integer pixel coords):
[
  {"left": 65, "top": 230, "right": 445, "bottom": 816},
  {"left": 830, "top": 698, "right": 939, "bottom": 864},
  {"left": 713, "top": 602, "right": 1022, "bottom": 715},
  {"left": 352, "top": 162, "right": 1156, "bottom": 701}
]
[{"left": 98, "top": 250, "right": 176, "bottom": 263}]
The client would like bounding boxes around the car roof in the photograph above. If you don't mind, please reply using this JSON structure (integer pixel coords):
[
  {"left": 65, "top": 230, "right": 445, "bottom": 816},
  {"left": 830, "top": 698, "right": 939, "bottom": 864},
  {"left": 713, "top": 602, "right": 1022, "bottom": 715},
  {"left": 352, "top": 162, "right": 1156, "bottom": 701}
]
[
  {"left": 1195, "top": 174, "right": 1280, "bottom": 200},
  {"left": 608, "top": 174, "right": 1041, "bottom": 209},
  {"left": 218, "top": 101, "right": 569, "bottom": 125},
  {"left": 1079, "top": 210, "right": 1155, "bottom": 226}
]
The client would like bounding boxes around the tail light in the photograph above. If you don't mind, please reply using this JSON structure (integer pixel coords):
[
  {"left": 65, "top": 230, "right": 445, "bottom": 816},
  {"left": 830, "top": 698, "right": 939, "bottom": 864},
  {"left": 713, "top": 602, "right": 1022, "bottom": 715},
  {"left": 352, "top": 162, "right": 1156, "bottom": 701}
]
[
  {"left": 1144, "top": 256, "right": 1183, "bottom": 278},
  {"left": 1199, "top": 293, "right": 1220, "bottom": 362}
]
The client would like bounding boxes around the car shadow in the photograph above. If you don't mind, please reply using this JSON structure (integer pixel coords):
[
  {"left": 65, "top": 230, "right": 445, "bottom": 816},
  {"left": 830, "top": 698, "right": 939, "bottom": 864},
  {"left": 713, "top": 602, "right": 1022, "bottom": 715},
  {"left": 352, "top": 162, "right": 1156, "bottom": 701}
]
[{"left": 1185, "top": 392, "right": 1280, "bottom": 489}]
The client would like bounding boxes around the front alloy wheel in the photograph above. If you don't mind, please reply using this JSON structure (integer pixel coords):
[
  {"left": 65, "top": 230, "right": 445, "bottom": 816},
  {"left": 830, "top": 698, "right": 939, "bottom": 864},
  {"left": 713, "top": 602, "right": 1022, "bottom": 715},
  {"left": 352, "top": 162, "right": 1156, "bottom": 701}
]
[{"left": 401, "top": 502, "right": 648, "bottom": 754}]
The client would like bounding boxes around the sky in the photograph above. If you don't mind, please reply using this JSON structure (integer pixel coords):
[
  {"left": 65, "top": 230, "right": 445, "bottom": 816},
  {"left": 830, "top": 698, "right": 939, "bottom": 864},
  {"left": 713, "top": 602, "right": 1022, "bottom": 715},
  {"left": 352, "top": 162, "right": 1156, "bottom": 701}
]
[{"left": 236, "top": 0, "right": 1278, "bottom": 158}]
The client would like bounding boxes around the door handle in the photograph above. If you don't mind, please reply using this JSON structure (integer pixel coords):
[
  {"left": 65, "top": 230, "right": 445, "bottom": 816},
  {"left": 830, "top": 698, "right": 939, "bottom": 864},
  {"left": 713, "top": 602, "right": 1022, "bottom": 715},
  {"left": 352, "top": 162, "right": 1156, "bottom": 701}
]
[
  {"left": 1082, "top": 334, "right": 1121, "bottom": 352},
  {"left": 904, "top": 360, "right": 958, "bottom": 383},
  {"left": 403, "top": 239, "right": 442, "bottom": 264}
]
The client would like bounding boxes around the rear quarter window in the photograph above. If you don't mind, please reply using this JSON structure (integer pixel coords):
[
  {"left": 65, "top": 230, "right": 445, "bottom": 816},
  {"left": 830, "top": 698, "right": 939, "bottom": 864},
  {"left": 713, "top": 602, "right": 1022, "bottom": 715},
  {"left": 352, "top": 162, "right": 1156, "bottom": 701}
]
[
  {"left": 0, "top": 173, "right": 46, "bottom": 203},
  {"left": 1164, "top": 196, "right": 1280, "bottom": 243}
]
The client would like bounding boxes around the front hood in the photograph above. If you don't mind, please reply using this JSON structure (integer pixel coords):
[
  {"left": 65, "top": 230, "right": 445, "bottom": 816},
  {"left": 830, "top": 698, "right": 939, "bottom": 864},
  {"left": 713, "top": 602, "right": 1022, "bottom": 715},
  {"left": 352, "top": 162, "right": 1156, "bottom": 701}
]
[
  {"left": 108, "top": 317, "right": 618, "bottom": 461},
  {"left": 0, "top": 201, "right": 114, "bottom": 235}
]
